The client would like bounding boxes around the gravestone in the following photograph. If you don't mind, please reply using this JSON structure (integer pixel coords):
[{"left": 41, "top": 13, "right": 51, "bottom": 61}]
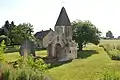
[{"left": 19, "top": 39, "right": 36, "bottom": 57}]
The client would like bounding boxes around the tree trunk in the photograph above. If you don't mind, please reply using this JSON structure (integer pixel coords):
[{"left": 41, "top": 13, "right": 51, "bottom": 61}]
[{"left": 78, "top": 44, "right": 83, "bottom": 51}]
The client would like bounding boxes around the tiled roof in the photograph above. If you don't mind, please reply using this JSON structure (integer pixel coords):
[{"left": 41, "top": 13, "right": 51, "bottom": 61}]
[{"left": 34, "top": 29, "right": 53, "bottom": 39}]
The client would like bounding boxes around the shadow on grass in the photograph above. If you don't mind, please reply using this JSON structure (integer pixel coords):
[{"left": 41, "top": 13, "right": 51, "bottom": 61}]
[
  {"left": 4, "top": 50, "right": 19, "bottom": 53},
  {"left": 35, "top": 56, "right": 72, "bottom": 69},
  {"left": 8, "top": 50, "right": 98, "bottom": 69},
  {"left": 9, "top": 56, "right": 72, "bottom": 69},
  {"left": 4, "top": 46, "right": 19, "bottom": 53},
  {"left": 77, "top": 50, "right": 99, "bottom": 59},
  {"left": 48, "top": 59, "right": 72, "bottom": 69}
]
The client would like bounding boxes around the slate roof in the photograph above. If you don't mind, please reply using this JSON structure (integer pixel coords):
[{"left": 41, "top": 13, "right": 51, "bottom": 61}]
[
  {"left": 34, "top": 29, "right": 53, "bottom": 39},
  {"left": 55, "top": 7, "right": 71, "bottom": 26}
]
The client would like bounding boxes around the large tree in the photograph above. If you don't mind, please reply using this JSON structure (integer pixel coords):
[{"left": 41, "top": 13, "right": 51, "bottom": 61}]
[
  {"left": 72, "top": 20, "right": 101, "bottom": 51},
  {"left": 106, "top": 30, "right": 114, "bottom": 39},
  {"left": 9, "top": 23, "right": 34, "bottom": 45}
]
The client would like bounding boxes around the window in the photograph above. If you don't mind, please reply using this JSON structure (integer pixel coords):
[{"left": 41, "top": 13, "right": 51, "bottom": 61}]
[
  {"left": 57, "top": 36, "right": 59, "bottom": 41},
  {"left": 70, "top": 50, "right": 71, "bottom": 53},
  {"left": 62, "top": 26, "right": 65, "bottom": 33}
]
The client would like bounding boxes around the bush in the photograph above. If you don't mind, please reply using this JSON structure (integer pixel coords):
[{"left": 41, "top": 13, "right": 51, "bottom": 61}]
[
  {"left": 116, "top": 44, "right": 120, "bottom": 50},
  {"left": 100, "top": 44, "right": 120, "bottom": 60},
  {"left": 0, "top": 40, "right": 50, "bottom": 80},
  {"left": 0, "top": 56, "right": 50, "bottom": 80},
  {"left": 107, "top": 49, "right": 120, "bottom": 60}
]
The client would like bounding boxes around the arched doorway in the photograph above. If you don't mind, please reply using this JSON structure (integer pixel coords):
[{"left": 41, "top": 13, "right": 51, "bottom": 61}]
[{"left": 55, "top": 43, "right": 62, "bottom": 59}]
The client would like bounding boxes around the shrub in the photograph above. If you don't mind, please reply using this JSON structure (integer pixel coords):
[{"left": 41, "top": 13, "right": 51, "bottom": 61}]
[
  {"left": 100, "top": 44, "right": 120, "bottom": 60},
  {"left": 107, "top": 49, "right": 120, "bottom": 60},
  {"left": 10, "top": 55, "right": 50, "bottom": 80},
  {"left": 0, "top": 56, "right": 50, "bottom": 80},
  {"left": 116, "top": 44, "right": 120, "bottom": 50},
  {"left": 0, "top": 40, "right": 50, "bottom": 80}
]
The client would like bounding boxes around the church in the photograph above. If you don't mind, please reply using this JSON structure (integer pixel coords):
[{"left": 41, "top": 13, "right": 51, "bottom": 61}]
[{"left": 35, "top": 7, "right": 77, "bottom": 61}]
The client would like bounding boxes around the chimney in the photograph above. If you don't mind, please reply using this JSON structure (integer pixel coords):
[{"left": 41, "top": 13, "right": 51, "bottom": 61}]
[{"left": 49, "top": 28, "right": 52, "bottom": 30}]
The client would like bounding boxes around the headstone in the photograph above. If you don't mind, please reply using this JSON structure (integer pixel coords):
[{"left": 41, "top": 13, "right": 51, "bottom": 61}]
[{"left": 19, "top": 39, "right": 36, "bottom": 57}]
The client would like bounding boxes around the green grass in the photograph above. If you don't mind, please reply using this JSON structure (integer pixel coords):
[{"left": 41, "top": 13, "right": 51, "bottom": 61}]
[
  {"left": 100, "top": 40, "right": 120, "bottom": 45},
  {"left": 3, "top": 40, "right": 120, "bottom": 80},
  {"left": 48, "top": 44, "right": 120, "bottom": 80},
  {"left": 4, "top": 50, "right": 47, "bottom": 62}
]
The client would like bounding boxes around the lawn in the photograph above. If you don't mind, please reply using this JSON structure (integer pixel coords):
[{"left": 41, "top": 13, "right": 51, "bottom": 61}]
[
  {"left": 4, "top": 50, "right": 47, "bottom": 62},
  {"left": 100, "top": 39, "right": 120, "bottom": 44},
  {"left": 48, "top": 44, "right": 120, "bottom": 80},
  {"left": 3, "top": 40, "right": 120, "bottom": 80}
]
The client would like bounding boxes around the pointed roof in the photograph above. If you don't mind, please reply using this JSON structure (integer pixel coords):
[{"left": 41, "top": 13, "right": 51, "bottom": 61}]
[{"left": 55, "top": 7, "right": 71, "bottom": 26}]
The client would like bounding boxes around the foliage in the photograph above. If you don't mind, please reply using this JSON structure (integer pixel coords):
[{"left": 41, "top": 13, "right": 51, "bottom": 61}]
[
  {"left": 100, "top": 43, "right": 120, "bottom": 60},
  {"left": 106, "top": 30, "right": 114, "bottom": 39},
  {"left": 9, "top": 55, "right": 50, "bottom": 80},
  {"left": 0, "top": 40, "right": 6, "bottom": 61},
  {"left": 0, "top": 20, "right": 15, "bottom": 45},
  {"left": 0, "top": 55, "right": 50, "bottom": 80},
  {"left": 0, "top": 20, "right": 34, "bottom": 46},
  {"left": 5, "top": 45, "right": 20, "bottom": 53},
  {"left": 0, "top": 35, "right": 10, "bottom": 45},
  {"left": 48, "top": 44, "right": 120, "bottom": 80},
  {"left": 0, "top": 42, "right": 49, "bottom": 80},
  {"left": 72, "top": 20, "right": 101, "bottom": 51},
  {"left": 2, "top": 66, "right": 11, "bottom": 80},
  {"left": 2, "top": 21, "right": 15, "bottom": 45},
  {"left": 9, "top": 23, "right": 34, "bottom": 45},
  {"left": 3, "top": 42, "right": 120, "bottom": 80},
  {"left": 16, "top": 55, "right": 49, "bottom": 71}
]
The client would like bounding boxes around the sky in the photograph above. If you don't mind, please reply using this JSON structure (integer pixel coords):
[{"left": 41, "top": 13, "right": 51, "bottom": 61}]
[{"left": 0, "top": 0, "right": 120, "bottom": 37}]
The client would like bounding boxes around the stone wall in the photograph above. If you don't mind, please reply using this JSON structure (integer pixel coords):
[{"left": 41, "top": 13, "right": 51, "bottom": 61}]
[{"left": 43, "top": 31, "right": 55, "bottom": 47}]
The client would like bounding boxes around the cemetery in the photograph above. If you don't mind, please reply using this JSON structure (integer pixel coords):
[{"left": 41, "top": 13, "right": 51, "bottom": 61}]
[{"left": 0, "top": 5, "right": 120, "bottom": 80}]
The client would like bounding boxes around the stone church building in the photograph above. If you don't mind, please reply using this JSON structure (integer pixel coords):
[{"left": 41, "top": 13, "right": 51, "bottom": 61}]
[{"left": 35, "top": 7, "right": 77, "bottom": 61}]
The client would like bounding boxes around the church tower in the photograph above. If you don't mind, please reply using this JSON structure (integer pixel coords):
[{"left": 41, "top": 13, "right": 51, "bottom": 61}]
[{"left": 55, "top": 7, "right": 72, "bottom": 40}]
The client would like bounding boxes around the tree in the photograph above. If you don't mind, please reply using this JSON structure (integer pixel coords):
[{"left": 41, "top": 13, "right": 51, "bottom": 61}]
[
  {"left": 72, "top": 20, "right": 101, "bottom": 51},
  {"left": 106, "top": 30, "right": 114, "bottom": 39},
  {"left": 0, "top": 28, "right": 5, "bottom": 36},
  {"left": 10, "top": 21, "right": 15, "bottom": 27},
  {"left": 3, "top": 20, "right": 10, "bottom": 34},
  {"left": 0, "top": 20, "right": 10, "bottom": 36},
  {"left": 9, "top": 23, "right": 34, "bottom": 45},
  {"left": 7, "top": 21, "right": 16, "bottom": 45}
]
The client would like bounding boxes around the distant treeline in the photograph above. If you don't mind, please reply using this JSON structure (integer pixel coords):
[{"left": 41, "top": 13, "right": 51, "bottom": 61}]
[{"left": 100, "top": 37, "right": 120, "bottom": 40}]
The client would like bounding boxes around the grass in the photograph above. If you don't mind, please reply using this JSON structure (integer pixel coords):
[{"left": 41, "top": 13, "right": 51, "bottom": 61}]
[
  {"left": 4, "top": 50, "right": 47, "bottom": 62},
  {"left": 48, "top": 44, "right": 120, "bottom": 80},
  {"left": 100, "top": 40, "right": 120, "bottom": 60},
  {"left": 100, "top": 40, "right": 120, "bottom": 45},
  {"left": 3, "top": 40, "right": 120, "bottom": 80}
]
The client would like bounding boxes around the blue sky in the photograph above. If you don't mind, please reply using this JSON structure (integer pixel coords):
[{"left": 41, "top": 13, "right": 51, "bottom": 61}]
[{"left": 0, "top": 0, "right": 120, "bottom": 37}]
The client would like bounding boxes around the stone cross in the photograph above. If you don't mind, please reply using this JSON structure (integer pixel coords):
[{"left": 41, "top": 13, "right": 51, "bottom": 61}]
[{"left": 19, "top": 39, "right": 36, "bottom": 58}]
